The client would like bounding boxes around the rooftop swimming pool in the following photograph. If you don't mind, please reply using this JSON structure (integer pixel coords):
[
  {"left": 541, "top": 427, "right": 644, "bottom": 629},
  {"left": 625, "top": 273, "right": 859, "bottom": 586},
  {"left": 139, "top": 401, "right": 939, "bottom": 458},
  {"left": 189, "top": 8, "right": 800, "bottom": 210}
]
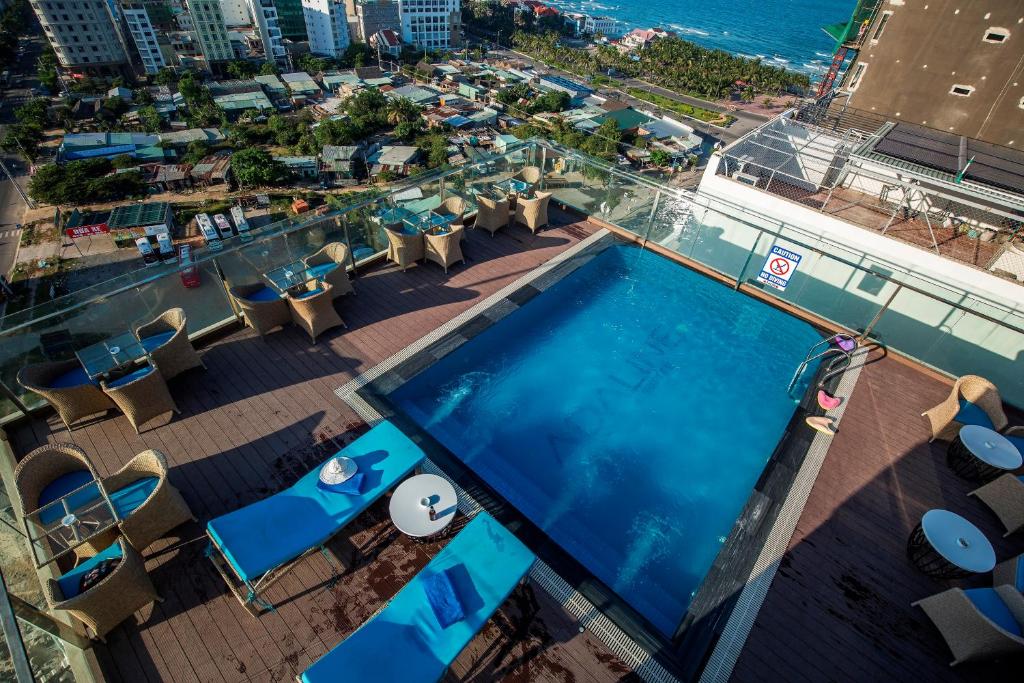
[{"left": 390, "top": 245, "right": 823, "bottom": 636}]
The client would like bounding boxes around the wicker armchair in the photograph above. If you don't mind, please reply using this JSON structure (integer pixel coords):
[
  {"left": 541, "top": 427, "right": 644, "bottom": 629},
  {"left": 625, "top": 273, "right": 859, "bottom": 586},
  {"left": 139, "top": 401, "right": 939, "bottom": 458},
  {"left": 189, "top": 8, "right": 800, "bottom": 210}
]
[
  {"left": 993, "top": 553, "right": 1023, "bottom": 589},
  {"left": 424, "top": 225, "right": 465, "bottom": 274},
  {"left": 13, "top": 443, "right": 99, "bottom": 516},
  {"left": 45, "top": 538, "right": 160, "bottom": 641},
  {"left": 474, "top": 195, "right": 509, "bottom": 236},
  {"left": 104, "top": 449, "right": 195, "bottom": 551},
  {"left": 513, "top": 166, "right": 542, "bottom": 189},
  {"left": 286, "top": 282, "right": 345, "bottom": 343},
  {"left": 229, "top": 283, "right": 291, "bottom": 337},
  {"left": 921, "top": 375, "right": 1008, "bottom": 442},
  {"left": 303, "top": 242, "right": 354, "bottom": 299},
  {"left": 913, "top": 586, "right": 1024, "bottom": 665},
  {"left": 969, "top": 473, "right": 1024, "bottom": 536},
  {"left": 385, "top": 225, "right": 425, "bottom": 271},
  {"left": 514, "top": 191, "right": 552, "bottom": 234},
  {"left": 134, "top": 308, "right": 205, "bottom": 381},
  {"left": 437, "top": 197, "right": 467, "bottom": 226},
  {"left": 101, "top": 363, "right": 179, "bottom": 435},
  {"left": 17, "top": 360, "right": 114, "bottom": 431}
]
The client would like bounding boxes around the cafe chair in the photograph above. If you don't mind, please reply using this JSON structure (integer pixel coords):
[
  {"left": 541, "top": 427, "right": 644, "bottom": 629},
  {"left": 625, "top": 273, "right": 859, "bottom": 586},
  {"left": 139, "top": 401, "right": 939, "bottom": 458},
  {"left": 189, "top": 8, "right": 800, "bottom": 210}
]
[
  {"left": 514, "top": 191, "right": 553, "bottom": 234},
  {"left": 993, "top": 553, "right": 1024, "bottom": 591},
  {"left": 45, "top": 538, "right": 161, "bottom": 641},
  {"left": 303, "top": 242, "right": 355, "bottom": 299},
  {"left": 105, "top": 448, "right": 195, "bottom": 552},
  {"left": 437, "top": 196, "right": 467, "bottom": 226},
  {"left": 424, "top": 225, "right": 466, "bottom": 274},
  {"left": 969, "top": 474, "right": 1024, "bottom": 537},
  {"left": 512, "top": 165, "right": 542, "bottom": 190},
  {"left": 17, "top": 360, "right": 115, "bottom": 432},
  {"left": 134, "top": 308, "right": 205, "bottom": 381},
  {"left": 913, "top": 585, "right": 1024, "bottom": 666},
  {"left": 384, "top": 225, "right": 425, "bottom": 272},
  {"left": 474, "top": 195, "right": 509, "bottom": 237},
  {"left": 101, "top": 362, "right": 179, "bottom": 434},
  {"left": 14, "top": 442, "right": 100, "bottom": 517},
  {"left": 229, "top": 283, "right": 292, "bottom": 338},
  {"left": 922, "top": 375, "right": 1008, "bottom": 442},
  {"left": 286, "top": 282, "right": 345, "bottom": 344}
]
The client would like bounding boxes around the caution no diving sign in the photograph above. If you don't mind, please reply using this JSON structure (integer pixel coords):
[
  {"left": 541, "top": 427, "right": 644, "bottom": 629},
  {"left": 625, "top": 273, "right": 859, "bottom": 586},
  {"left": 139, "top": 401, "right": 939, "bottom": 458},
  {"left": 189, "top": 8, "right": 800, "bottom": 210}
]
[{"left": 757, "top": 245, "right": 802, "bottom": 291}]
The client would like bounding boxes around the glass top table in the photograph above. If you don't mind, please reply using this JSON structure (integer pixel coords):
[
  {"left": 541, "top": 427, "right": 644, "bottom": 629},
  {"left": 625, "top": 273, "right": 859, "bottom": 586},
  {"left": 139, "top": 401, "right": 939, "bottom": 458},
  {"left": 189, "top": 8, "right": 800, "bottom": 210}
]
[
  {"left": 75, "top": 331, "right": 148, "bottom": 381},
  {"left": 402, "top": 211, "right": 457, "bottom": 234},
  {"left": 264, "top": 259, "right": 320, "bottom": 294},
  {"left": 494, "top": 178, "right": 532, "bottom": 195},
  {"left": 23, "top": 479, "right": 119, "bottom": 568}
]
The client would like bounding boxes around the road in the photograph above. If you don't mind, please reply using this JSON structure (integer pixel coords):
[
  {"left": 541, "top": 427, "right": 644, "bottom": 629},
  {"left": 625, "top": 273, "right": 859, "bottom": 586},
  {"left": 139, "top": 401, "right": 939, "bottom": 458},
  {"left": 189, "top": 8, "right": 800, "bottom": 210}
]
[{"left": 476, "top": 42, "right": 770, "bottom": 146}]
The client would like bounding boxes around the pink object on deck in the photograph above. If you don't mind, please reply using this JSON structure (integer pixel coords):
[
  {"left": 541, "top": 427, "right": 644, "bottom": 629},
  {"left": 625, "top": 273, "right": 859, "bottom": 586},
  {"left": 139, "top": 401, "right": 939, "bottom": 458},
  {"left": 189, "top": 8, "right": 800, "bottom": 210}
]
[
  {"left": 806, "top": 416, "right": 837, "bottom": 435},
  {"left": 833, "top": 335, "right": 856, "bottom": 352},
  {"left": 817, "top": 390, "right": 842, "bottom": 410}
]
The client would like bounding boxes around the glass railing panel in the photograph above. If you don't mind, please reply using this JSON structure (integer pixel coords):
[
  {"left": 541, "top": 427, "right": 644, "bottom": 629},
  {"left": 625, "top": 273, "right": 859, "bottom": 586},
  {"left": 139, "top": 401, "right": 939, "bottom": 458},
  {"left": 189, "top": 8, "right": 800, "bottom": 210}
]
[{"left": 682, "top": 204, "right": 764, "bottom": 279}]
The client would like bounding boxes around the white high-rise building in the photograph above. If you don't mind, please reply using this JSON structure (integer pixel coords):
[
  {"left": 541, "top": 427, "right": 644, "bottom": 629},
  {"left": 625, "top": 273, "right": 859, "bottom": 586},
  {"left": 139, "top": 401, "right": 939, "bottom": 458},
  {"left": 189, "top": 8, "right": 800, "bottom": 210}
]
[
  {"left": 246, "top": 0, "right": 287, "bottom": 62},
  {"left": 121, "top": 3, "right": 167, "bottom": 74},
  {"left": 219, "top": 0, "right": 251, "bottom": 26},
  {"left": 31, "top": 0, "right": 131, "bottom": 73},
  {"left": 398, "top": 0, "right": 459, "bottom": 50},
  {"left": 188, "top": 0, "right": 234, "bottom": 61},
  {"left": 302, "top": 0, "right": 350, "bottom": 57}
]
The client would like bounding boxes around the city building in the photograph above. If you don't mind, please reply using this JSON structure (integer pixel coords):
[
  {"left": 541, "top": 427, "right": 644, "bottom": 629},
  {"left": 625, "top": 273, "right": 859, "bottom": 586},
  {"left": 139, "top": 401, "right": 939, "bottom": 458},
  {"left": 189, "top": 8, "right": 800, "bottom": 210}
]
[
  {"left": 582, "top": 15, "right": 624, "bottom": 38},
  {"left": 620, "top": 27, "right": 672, "bottom": 51},
  {"left": 58, "top": 132, "right": 166, "bottom": 162},
  {"left": 369, "top": 27, "right": 401, "bottom": 58},
  {"left": 537, "top": 74, "right": 593, "bottom": 103},
  {"left": 31, "top": 0, "right": 130, "bottom": 75},
  {"left": 302, "top": 0, "right": 350, "bottom": 57},
  {"left": 188, "top": 0, "right": 235, "bottom": 63},
  {"left": 344, "top": 0, "right": 400, "bottom": 44},
  {"left": 272, "top": 0, "right": 308, "bottom": 40},
  {"left": 398, "top": 0, "right": 460, "bottom": 50},
  {"left": 120, "top": 2, "right": 168, "bottom": 74},
  {"left": 219, "top": 0, "right": 251, "bottom": 26},
  {"left": 246, "top": 0, "right": 288, "bottom": 62},
  {"left": 830, "top": 0, "right": 1024, "bottom": 146}
]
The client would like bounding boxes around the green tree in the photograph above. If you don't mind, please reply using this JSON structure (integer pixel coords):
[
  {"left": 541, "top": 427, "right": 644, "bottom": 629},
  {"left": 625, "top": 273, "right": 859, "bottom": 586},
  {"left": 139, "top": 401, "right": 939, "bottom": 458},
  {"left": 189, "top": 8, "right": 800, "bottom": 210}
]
[
  {"left": 649, "top": 149, "right": 671, "bottom": 167},
  {"left": 28, "top": 158, "right": 146, "bottom": 204},
  {"left": 385, "top": 97, "right": 421, "bottom": 125},
  {"left": 227, "top": 60, "right": 258, "bottom": 79},
  {"left": 231, "top": 148, "right": 287, "bottom": 187},
  {"left": 153, "top": 67, "right": 178, "bottom": 86},
  {"left": 581, "top": 118, "right": 621, "bottom": 160},
  {"left": 111, "top": 154, "right": 137, "bottom": 169},
  {"left": 181, "top": 141, "right": 210, "bottom": 164},
  {"left": 394, "top": 119, "right": 424, "bottom": 142},
  {"left": 138, "top": 105, "right": 162, "bottom": 133},
  {"left": 259, "top": 62, "right": 279, "bottom": 76},
  {"left": 36, "top": 50, "right": 59, "bottom": 92},
  {"left": 496, "top": 83, "right": 530, "bottom": 106},
  {"left": 268, "top": 114, "right": 300, "bottom": 146}
]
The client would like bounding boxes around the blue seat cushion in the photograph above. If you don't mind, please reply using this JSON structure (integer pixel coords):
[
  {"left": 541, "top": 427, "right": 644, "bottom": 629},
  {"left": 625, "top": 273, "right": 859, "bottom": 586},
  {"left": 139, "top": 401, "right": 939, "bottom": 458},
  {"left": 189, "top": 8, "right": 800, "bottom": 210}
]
[
  {"left": 352, "top": 246, "right": 376, "bottom": 261},
  {"left": 1007, "top": 435, "right": 1024, "bottom": 459},
  {"left": 955, "top": 399, "right": 995, "bottom": 430},
  {"left": 57, "top": 541, "right": 123, "bottom": 600},
  {"left": 105, "top": 365, "right": 154, "bottom": 389},
  {"left": 424, "top": 568, "right": 465, "bottom": 628},
  {"left": 37, "top": 470, "right": 99, "bottom": 525},
  {"left": 49, "top": 366, "right": 96, "bottom": 389},
  {"left": 138, "top": 331, "right": 175, "bottom": 353},
  {"left": 964, "top": 588, "right": 1022, "bottom": 636},
  {"left": 293, "top": 288, "right": 324, "bottom": 300},
  {"left": 109, "top": 476, "right": 159, "bottom": 519},
  {"left": 246, "top": 286, "right": 281, "bottom": 303},
  {"left": 1016, "top": 555, "right": 1024, "bottom": 592},
  {"left": 306, "top": 263, "right": 338, "bottom": 278}
]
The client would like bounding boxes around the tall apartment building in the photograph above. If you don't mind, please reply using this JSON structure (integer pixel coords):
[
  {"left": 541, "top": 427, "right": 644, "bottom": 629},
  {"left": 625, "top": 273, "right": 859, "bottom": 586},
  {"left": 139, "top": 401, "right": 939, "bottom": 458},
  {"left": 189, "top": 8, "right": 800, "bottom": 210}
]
[
  {"left": 838, "top": 0, "right": 1024, "bottom": 146},
  {"left": 188, "top": 0, "right": 235, "bottom": 62},
  {"left": 30, "top": 0, "right": 130, "bottom": 74},
  {"left": 246, "top": 0, "right": 287, "bottom": 62},
  {"left": 302, "top": 0, "right": 350, "bottom": 56},
  {"left": 120, "top": 1, "right": 173, "bottom": 74},
  {"left": 272, "top": 0, "right": 307, "bottom": 40},
  {"left": 398, "top": 0, "right": 459, "bottom": 50},
  {"left": 219, "top": 0, "right": 251, "bottom": 26},
  {"left": 344, "top": 0, "right": 399, "bottom": 44}
]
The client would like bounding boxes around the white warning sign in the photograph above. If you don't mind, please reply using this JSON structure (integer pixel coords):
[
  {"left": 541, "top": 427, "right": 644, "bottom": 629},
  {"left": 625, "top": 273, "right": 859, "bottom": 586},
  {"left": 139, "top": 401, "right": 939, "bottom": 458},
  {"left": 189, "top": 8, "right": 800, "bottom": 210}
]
[{"left": 757, "top": 245, "right": 802, "bottom": 291}]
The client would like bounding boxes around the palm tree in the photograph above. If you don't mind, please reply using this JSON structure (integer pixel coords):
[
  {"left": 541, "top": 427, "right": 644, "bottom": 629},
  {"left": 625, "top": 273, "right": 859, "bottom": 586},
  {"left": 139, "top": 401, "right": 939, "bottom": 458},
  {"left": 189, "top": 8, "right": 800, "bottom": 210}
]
[{"left": 385, "top": 97, "right": 420, "bottom": 126}]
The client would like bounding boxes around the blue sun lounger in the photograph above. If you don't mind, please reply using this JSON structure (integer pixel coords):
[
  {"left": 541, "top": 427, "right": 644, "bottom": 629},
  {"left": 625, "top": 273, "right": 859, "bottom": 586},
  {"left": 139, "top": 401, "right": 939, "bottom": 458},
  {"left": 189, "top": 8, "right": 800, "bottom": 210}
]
[
  {"left": 206, "top": 420, "right": 425, "bottom": 613},
  {"left": 300, "top": 511, "right": 536, "bottom": 683}
]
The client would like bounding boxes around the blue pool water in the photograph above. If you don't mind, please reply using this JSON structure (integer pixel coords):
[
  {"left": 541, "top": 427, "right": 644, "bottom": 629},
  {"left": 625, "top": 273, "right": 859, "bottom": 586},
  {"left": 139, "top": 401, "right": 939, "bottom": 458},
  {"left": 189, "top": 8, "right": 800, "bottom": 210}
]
[{"left": 390, "top": 246, "right": 822, "bottom": 635}]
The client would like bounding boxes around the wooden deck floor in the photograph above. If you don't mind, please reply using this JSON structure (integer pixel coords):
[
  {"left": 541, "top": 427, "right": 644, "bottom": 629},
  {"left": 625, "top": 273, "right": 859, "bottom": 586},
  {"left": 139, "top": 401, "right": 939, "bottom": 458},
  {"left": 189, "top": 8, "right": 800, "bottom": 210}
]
[
  {"left": 731, "top": 349, "right": 1022, "bottom": 682},
  {"left": 6, "top": 213, "right": 639, "bottom": 683}
]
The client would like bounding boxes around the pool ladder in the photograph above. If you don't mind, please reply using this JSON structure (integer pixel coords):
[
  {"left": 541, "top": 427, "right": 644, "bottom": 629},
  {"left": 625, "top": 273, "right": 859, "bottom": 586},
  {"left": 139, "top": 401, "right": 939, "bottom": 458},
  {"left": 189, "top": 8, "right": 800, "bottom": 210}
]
[{"left": 787, "top": 334, "right": 857, "bottom": 399}]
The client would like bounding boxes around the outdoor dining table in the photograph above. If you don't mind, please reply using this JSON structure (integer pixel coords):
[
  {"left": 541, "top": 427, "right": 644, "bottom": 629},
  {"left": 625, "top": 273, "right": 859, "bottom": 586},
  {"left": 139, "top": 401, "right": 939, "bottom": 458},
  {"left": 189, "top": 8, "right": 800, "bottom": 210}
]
[
  {"left": 23, "top": 478, "right": 120, "bottom": 568},
  {"left": 388, "top": 473, "right": 458, "bottom": 539},
  {"left": 402, "top": 211, "right": 457, "bottom": 234},
  {"left": 494, "top": 178, "right": 532, "bottom": 196},
  {"left": 263, "top": 259, "right": 320, "bottom": 295},
  {"left": 906, "top": 508, "right": 996, "bottom": 580},
  {"left": 947, "top": 424, "right": 1023, "bottom": 482},
  {"left": 75, "top": 331, "right": 149, "bottom": 381}
]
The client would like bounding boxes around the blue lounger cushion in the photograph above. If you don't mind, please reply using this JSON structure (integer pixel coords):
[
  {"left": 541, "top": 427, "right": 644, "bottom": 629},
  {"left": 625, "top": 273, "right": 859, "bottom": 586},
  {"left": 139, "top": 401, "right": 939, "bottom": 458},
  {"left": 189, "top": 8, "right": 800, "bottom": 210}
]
[
  {"left": 424, "top": 569, "right": 464, "bottom": 628},
  {"left": 955, "top": 399, "right": 995, "bottom": 430},
  {"left": 207, "top": 421, "right": 424, "bottom": 583},
  {"left": 57, "top": 541, "right": 123, "bottom": 600},
  {"left": 300, "top": 511, "right": 536, "bottom": 683},
  {"left": 964, "top": 588, "right": 1022, "bottom": 636}
]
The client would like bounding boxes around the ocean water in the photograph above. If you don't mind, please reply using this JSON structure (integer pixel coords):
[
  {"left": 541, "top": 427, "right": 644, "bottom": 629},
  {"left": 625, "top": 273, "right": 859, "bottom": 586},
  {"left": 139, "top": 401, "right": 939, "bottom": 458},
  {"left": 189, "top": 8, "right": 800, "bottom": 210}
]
[
  {"left": 547, "top": 0, "right": 857, "bottom": 78},
  {"left": 390, "top": 245, "right": 823, "bottom": 635}
]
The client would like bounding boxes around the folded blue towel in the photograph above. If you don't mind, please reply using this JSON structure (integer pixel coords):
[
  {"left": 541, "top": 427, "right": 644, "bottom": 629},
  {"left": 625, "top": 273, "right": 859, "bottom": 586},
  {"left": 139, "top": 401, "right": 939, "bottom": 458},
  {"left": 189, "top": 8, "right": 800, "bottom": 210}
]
[
  {"left": 423, "top": 568, "right": 465, "bottom": 628},
  {"left": 316, "top": 473, "right": 365, "bottom": 495}
]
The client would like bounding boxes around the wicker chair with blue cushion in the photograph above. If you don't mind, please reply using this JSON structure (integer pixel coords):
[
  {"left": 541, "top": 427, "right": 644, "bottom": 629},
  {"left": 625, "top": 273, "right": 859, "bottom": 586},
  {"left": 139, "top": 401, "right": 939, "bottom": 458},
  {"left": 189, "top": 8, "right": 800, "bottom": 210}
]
[
  {"left": 994, "top": 552, "right": 1024, "bottom": 590},
  {"left": 922, "top": 375, "right": 1008, "bottom": 442},
  {"left": 913, "top": 586, "right": 1024, "bottom": 665},
  {"left": 969, "top": 473, "right": 1024, "bottom": 536},
  {"left": 104, "top": 449, "right": 195, "bottom": 552},
  {"left": 229, "top": 283, "right": 292, "bottom": 337},
  {"left": 17, "top": 360, "right": 115, "bottom": 431},
  {"left": 45, "top": 538, "right": 160, "bottom": 641},
  {"left": 101, "top": 363, "right": 179, "bottom": 434},
  {"left": 286, "top": 282, "right": 345, "bottom": 343},
  {"left": 303, "top": 243, "right": 354, "bottom": 299},
  {"left": 135, "top": 307, "right": 205, "bottom": 381}
]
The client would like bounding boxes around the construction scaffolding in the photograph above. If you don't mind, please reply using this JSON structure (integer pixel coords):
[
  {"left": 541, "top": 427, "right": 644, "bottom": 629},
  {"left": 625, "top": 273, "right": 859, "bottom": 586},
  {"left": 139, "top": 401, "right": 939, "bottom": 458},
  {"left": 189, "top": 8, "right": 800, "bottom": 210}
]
[{"left": 716, "top": 107, "right": 1024, "bottom": 280}]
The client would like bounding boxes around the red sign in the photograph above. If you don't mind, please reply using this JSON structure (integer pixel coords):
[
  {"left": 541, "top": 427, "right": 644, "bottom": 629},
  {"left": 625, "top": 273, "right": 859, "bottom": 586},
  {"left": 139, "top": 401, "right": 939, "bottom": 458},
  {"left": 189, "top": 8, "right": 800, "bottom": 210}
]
[
  {"left": 769, "top": 257, "right": 790, "bottom": 276},
  {"left": 66, "top": 223, "right": 110, "bottom": 239}
]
